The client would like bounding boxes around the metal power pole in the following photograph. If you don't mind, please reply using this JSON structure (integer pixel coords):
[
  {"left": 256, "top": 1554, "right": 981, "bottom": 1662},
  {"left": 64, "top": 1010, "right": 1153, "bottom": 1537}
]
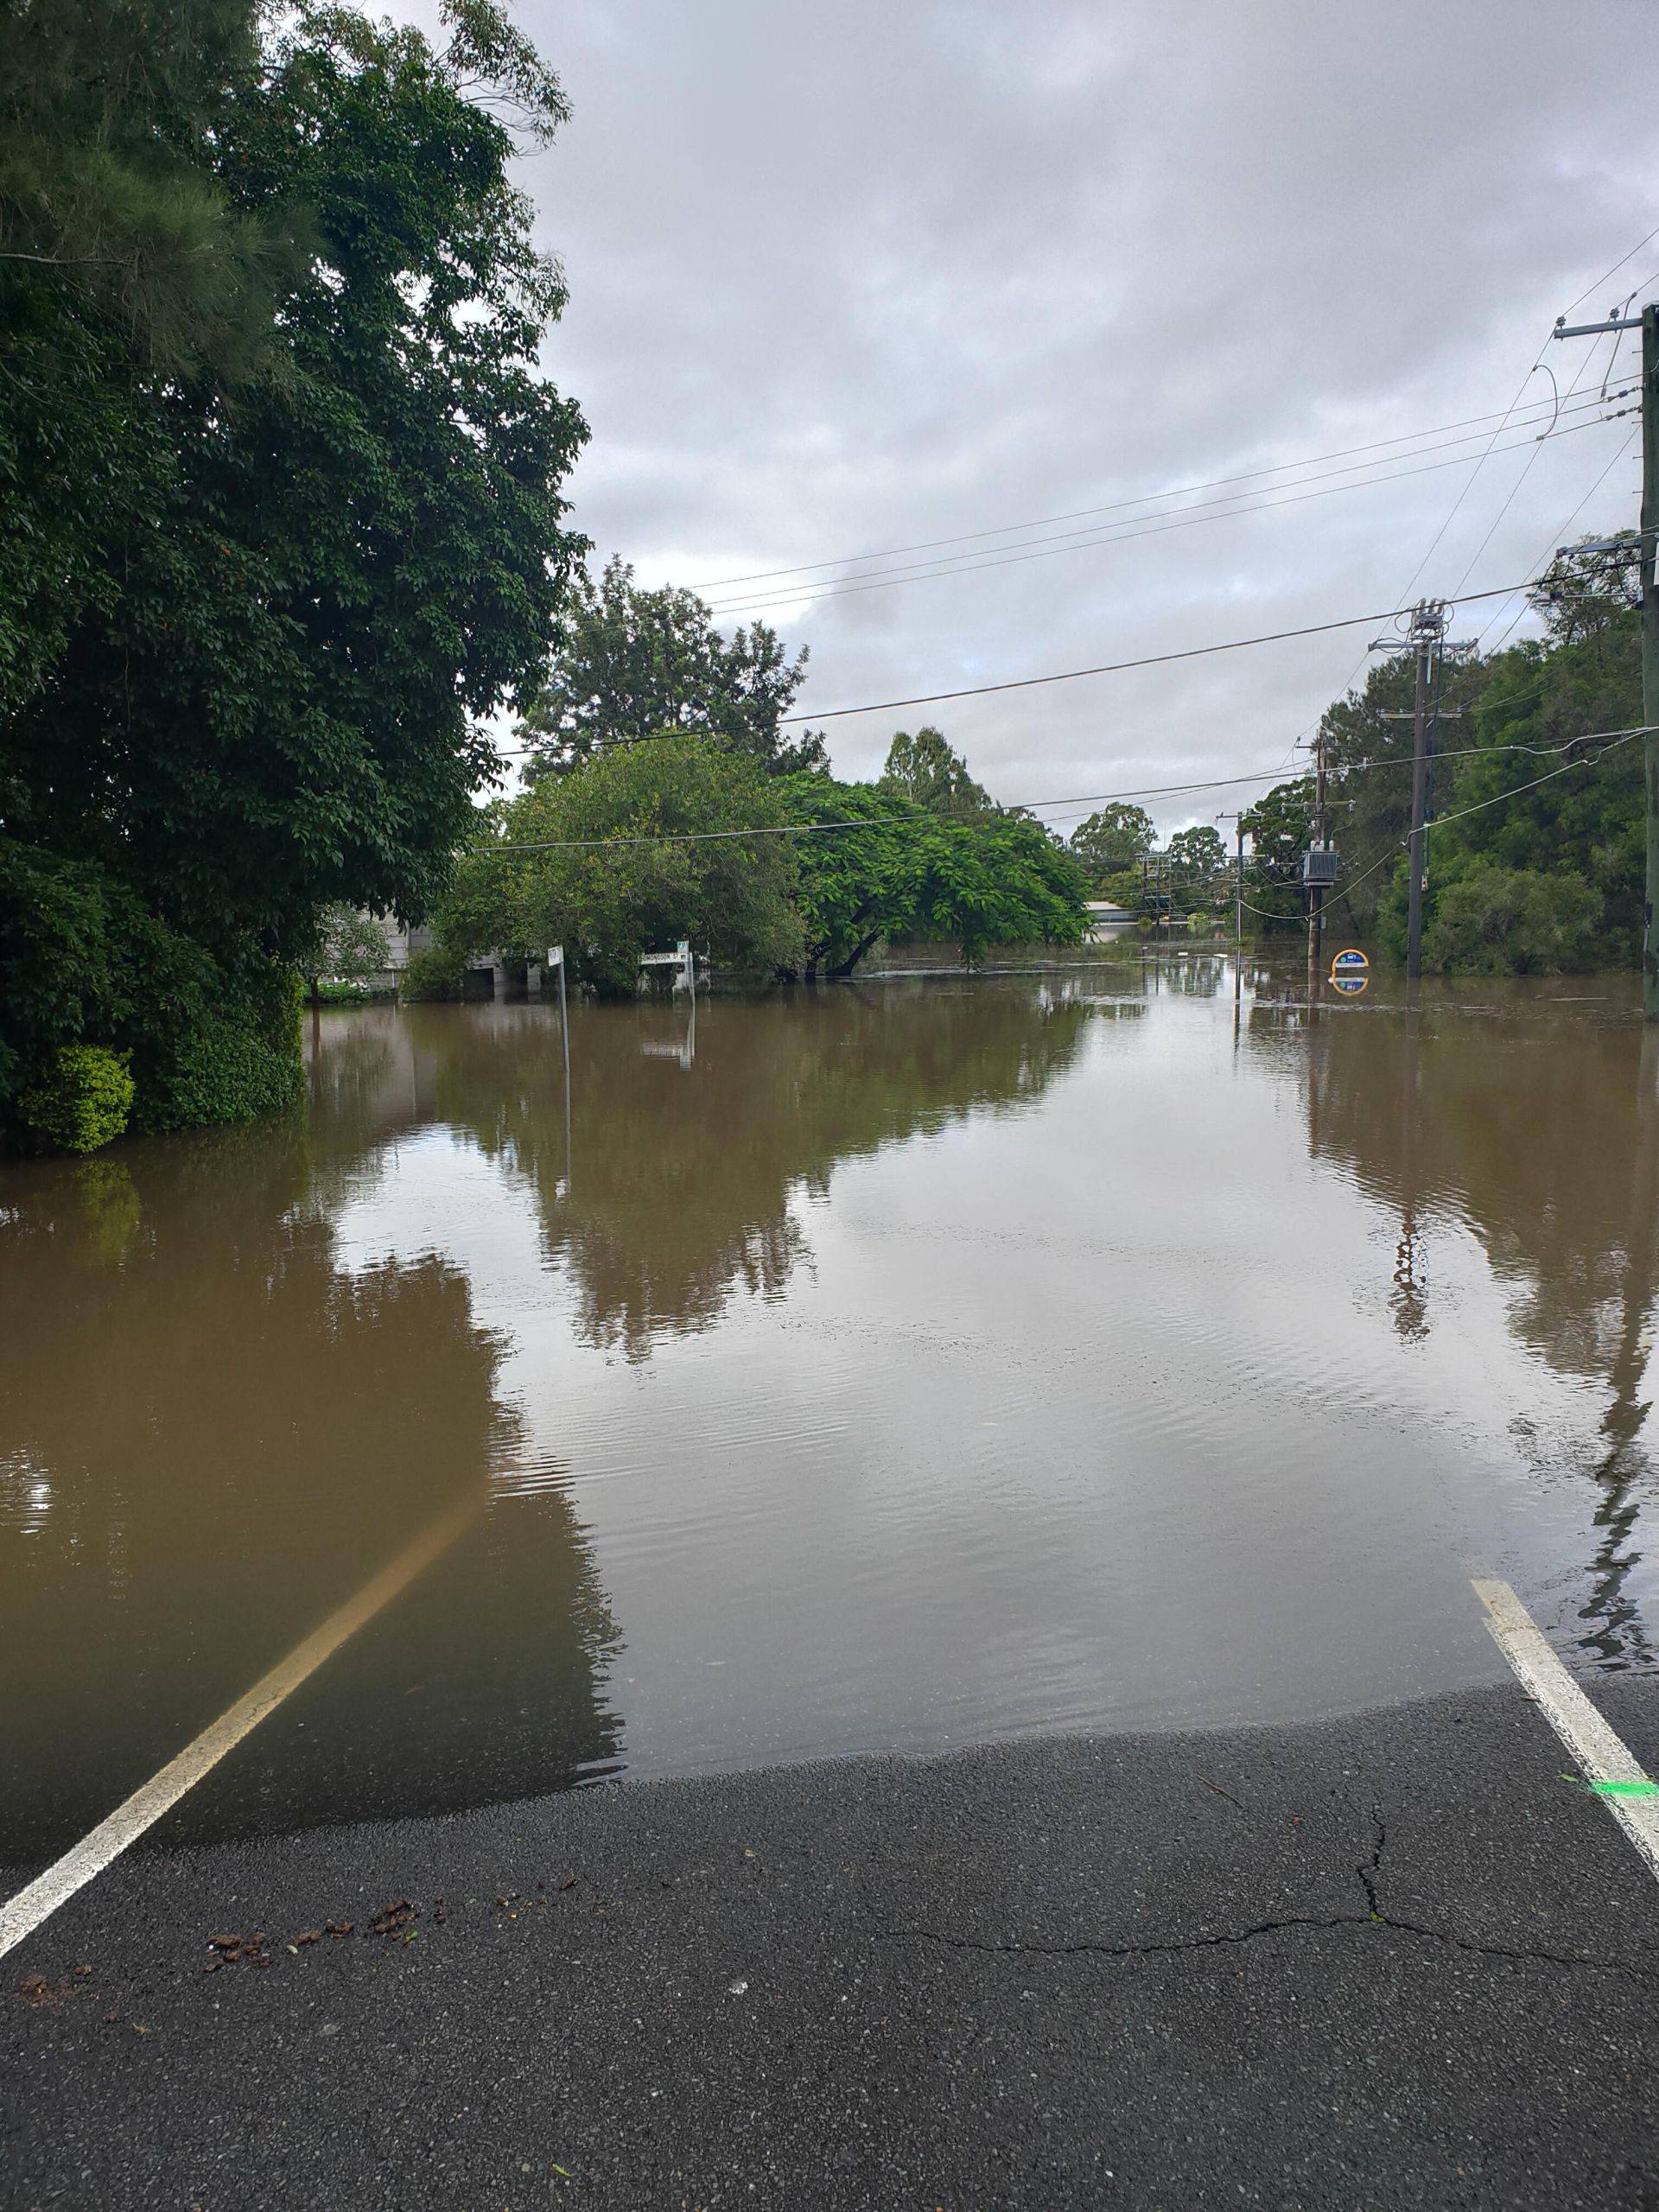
[
  {"left": 1554, "top": 298, "right": 1656, "bottom": 1013},
  {"left": 1235, "top": 818, "right": 1244, "bottom": 946}
]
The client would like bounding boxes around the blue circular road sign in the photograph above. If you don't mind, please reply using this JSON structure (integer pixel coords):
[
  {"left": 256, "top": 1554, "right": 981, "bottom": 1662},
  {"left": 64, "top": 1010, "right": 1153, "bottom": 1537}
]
[{"left": 1330, "top": 947, "right": 1369, "bottom": 996}]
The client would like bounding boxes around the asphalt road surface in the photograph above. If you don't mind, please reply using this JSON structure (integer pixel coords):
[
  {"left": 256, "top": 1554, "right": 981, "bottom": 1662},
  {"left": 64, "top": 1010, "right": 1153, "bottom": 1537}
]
[{"left": 7, "top": 1675, "right": 1659, "bottom": 2210}]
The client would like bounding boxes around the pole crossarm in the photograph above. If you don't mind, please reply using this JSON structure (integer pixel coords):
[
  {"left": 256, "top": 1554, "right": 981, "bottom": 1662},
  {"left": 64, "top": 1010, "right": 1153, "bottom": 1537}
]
[{"left": 1554, "top": 317, "right": 1643, "bottom": 340}]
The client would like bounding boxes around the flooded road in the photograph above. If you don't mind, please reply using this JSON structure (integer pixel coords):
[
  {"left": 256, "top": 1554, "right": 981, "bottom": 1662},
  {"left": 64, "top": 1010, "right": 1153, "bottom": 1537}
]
[{"left": 5, "top": 957, "right": 1659, "bottom": 1858}]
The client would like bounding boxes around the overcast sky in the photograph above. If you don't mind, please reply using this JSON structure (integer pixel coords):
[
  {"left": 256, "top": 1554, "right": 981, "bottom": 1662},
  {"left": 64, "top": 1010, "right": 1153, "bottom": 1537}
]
[{"left": 404, "top": 0, "right": 1658, "bottom": 831}]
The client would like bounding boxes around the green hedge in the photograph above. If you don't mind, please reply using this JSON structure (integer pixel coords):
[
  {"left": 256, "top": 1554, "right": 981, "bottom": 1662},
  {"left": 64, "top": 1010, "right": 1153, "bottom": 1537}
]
[
  {"left": 136, "top": 1013, "right": 302, "bottom": 1131},
  {"left": 0, "top": 842, "right": 305, "bottom": 1147},
  {"left": 17, "top": 1045, "right": 135, "bottom": 1154}
]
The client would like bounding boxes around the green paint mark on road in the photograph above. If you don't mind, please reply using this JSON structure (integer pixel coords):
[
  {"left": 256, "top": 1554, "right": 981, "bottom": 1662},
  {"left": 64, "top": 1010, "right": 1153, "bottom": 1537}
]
[{"left": 1561, "top": 1773, "right": 1659, "bottom": 1797}]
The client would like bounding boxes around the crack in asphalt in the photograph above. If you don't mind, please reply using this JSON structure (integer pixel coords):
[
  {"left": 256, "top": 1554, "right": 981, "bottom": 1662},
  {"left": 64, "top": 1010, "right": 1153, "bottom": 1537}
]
[
  {"left": 872, "top": 1910, "right": 1643, "bottom": 1975},
  {"left": 872, "top": 1802, "right": 1648, "bottom": 1979}
]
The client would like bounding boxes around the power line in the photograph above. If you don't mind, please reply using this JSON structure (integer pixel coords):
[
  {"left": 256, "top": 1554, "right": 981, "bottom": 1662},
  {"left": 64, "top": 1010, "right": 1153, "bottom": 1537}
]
[
  {"left": 1562, "top": 225, "right": 1659, "bottom": 316},
  {"left": 687, "top": 242, "right": 1659, "bottom": 602},
  {"left": 482, "top": 769, "right": 1318, "bottom": 852},
  {"left": 488, "top": 573, "right": 1619, "bottom": 773},
  {"left": 477, "top": 721, "right": 1641, "bottom": 856},
  {"left": 769, "top": 577, "right": 1535, "bottom": 726},
  {"left": 489, "top": 576, "right": 1561, "bottom": 770},
  {"left": 492, "top": 585, "right": 1527, "bottom": 764},
  {"left": 1293, "top": 241, "right": 1656, "bottom": 753},
  {"left": 704, "top": 410, "right": 1628, "bottom": 618},
  {"left": 690, "top": 391, "right": 1597, "bottom": 594},
  {"left": 1473, "top": 429, "right": 1640, "bottom": 656},
  {"left": 1449, "top": 325, "right": 1636, "bottom": 606},
  {"left": 1319, "top": 722, "right": 1654, "bottom": 911}
]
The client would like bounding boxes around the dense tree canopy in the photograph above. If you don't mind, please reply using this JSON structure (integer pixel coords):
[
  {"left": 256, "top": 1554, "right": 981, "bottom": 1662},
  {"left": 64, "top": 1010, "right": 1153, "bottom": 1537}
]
[
  {"left": 447, "top": 737, "right": 805, "bottom": 990},
  {"left": 518, "top": 556, "right": 826, "bottom": 778},
  {"left": 781, "top": 772, "right": 1089, "bottom": 975},
  {"left": 1, "top": 0, "right": 587, "bottom": 1141},
  {"left": 879, "top": 727, "right": 995, "bottom": 817},
  {"left": 1239, "top": 779, "right": 1314, "bottom": 929},
  {"left": 1068, "top": 804, "right": 1155, "bottom": 893},
  {"left": 1231, "top": 540, "right": 1645, "bottom": 966},
  {"left": 432, "top": 744, "right": 1089, "bottom": 988},
  {"left": 1379, "top": 592, "right": 1643, "bottom": 972},
  {"left": 1166, "top": 823, "right": 1226, "bottom": 897}
]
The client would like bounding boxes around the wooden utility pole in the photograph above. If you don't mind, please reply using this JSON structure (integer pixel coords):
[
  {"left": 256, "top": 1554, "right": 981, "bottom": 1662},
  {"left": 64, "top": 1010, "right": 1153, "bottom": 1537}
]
[
  {"left": 1310, "top": 726, "right": 1330, "bottom": 978},
  {"left": 1554, "top": 298, "right": 1657, "bottom": 1014},
  {"left": 1405, "top": 602, "right": 1437, "bottom": 984},
  {"left": 1644, "top": 303, "right": 1659, "bottom": 1018},
  {"left": 1378, "top": 602, "right": 1465, "bottom": 981}
]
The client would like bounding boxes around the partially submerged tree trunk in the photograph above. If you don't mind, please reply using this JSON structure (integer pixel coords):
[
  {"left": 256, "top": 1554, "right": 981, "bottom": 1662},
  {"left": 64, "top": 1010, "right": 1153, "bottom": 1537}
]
[{"left": 828, "top": 928, "right": 884, "bottom": 980}]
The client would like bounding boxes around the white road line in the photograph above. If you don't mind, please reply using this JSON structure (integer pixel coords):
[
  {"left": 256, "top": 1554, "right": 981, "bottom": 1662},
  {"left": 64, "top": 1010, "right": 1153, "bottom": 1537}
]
[
  {"left": 1472, "top": 1577, "right": 1659, "bottom": 1885},
  {"left": 0, "top": 1498, "right": 476, "bottom": 1962}
]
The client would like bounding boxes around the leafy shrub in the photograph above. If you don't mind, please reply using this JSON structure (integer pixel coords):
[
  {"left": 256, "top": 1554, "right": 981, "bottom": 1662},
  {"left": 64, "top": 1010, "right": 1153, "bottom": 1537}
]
[
  {"left": 401, "top": 945, "right": 471, "bottom": 1001},
  {"left": 17, "top": 1045, "right": 135, "bottom": 1154},
  {"left": 1421, "top": 866, "right": 1603, "bottom": 976},
  {"left": 133, "top": 968, "right": 302, "bottom": 1134},
  {"left": 1, "top": 843, "right": 304, "bottom": 1146},
  {"left": 0, "top": 840, "right": 129, "bottom": 1113}
]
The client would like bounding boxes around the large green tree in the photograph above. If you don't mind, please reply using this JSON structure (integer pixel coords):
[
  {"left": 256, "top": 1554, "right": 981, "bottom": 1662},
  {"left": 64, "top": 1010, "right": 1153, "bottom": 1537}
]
[
  {"left": 518, "top": 555, "right": 826, "bottom": 777},
  {"left": 1, "top": 0, "right": 587, "bottom": 1139},
  {"left": 878, "top": 726, "right": 994, "bottom": 818},
  {"left": 1068, "top": 804, "right": 1155, "bottom": 897},
  {"left": 436, "top": 751, "right": 1089, "bottom": 987},
  {"left": 445, "top": 736, "right": 805, "bottom": 991},
  {"left": 1239, "top": 779, "right": 1313, "bottom": 931},
  {"left": 781, "top": 771, "right": 1087, "bottom": 974},
  {"left": 1377, "top": 580, "right": 1643, "bottom": 972},
  {"left": 1166, "top": 823, "right": 1226, "bottom": 900},
  {"left": 775, "top": 777, "right": 920, "bottom": 978}
]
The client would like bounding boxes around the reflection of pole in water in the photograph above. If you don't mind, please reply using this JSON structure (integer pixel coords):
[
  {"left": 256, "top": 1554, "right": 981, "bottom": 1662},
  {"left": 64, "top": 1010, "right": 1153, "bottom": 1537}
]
[
  {"left": 1577, "top": 1026, "right": 1659, "bottom": 1666},
  {"left": 1392, "top": 1211, "right": 1428, "bottom": 1343},
  {"left": 1391, "top": 1008, "right": 1429, "bottom": 1343},
  {"left": 551, "top": 944, "right": 572, "bottom": 1200}
]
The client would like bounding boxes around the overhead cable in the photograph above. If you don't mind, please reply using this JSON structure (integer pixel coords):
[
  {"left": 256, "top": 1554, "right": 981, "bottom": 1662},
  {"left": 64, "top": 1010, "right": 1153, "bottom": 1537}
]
[
  {"left": 477, "top": 719, "right": 1647, "bottom": 856},
  {"left": 690, "top": 391, "right": 1605, "bottom": 594},
  {"left": 770, "top": 577, "right": 1537, "bottom": 725},
  {"left": 705, "top": 411, "right": 1629, "bottom": 617}
]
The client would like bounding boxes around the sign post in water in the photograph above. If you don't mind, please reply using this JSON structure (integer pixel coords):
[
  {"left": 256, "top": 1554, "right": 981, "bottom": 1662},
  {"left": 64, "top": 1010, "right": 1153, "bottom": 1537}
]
[{"left": 1330, "top": 947, "right": 1369, "bottom": 996}]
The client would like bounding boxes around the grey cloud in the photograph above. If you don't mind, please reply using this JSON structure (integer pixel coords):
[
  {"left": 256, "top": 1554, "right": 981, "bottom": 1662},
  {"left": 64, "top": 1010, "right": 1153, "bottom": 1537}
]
[{"left": 400, "top": 0, "right": 1658, "bottom": 823}]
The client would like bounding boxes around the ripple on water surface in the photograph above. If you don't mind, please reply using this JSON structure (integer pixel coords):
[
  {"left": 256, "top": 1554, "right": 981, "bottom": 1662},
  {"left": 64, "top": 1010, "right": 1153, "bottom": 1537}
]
[{"left": 3, "top": 964, "right": 1658, "bottom": 1851}]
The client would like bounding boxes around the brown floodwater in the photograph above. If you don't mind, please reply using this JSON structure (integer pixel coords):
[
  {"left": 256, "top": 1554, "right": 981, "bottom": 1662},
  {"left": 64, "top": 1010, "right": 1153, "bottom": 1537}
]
[{"left": 4, "top": 955, "right": 1659, "bottom": 1858}]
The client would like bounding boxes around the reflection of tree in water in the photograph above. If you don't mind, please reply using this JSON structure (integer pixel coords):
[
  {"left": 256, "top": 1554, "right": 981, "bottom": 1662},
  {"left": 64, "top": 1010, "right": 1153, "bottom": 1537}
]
[
  {"left": 1267, "top": 994, "right": 1659, "bottom": 1665},
  {"left": 0, "top": 1117, "right": 621, "bottom": 1851},
  {"left": 421, "top": 983, "right": 1096, "bottom": 1358}
]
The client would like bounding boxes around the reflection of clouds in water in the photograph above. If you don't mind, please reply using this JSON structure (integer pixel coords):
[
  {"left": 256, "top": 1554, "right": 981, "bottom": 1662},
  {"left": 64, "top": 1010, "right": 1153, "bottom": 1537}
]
[
  {"left": 0, "top": 1099, "right": 624, "bottom": 1853},
  {"left": 245, "top": 976, "right": 1659, "bottom": 1769},
  {"left": 412, "top": 985, "right": 1102, "bottom": 1359}
]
